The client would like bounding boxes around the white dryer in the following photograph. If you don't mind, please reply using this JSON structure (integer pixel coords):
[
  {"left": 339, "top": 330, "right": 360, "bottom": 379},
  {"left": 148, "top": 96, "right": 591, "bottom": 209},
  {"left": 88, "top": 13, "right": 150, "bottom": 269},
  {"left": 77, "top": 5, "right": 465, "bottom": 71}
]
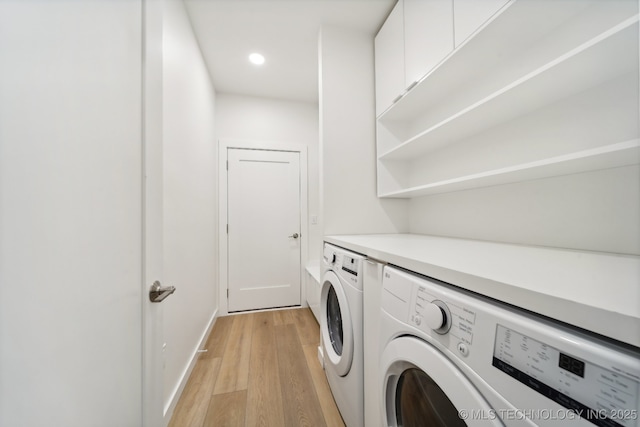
[
  {"left": 380, "top": 266, "right": 640, "bottom": 427},
  {"left": 321, "top": 243, "right": 365, "bottom": 427}
]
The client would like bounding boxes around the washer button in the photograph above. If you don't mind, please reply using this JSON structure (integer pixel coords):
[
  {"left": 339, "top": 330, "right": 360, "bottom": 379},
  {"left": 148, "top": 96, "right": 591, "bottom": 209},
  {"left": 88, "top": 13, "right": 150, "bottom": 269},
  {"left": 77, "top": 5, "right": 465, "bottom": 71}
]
[{"left": 457, "top": 342, "right": 469, "bottom": 357}]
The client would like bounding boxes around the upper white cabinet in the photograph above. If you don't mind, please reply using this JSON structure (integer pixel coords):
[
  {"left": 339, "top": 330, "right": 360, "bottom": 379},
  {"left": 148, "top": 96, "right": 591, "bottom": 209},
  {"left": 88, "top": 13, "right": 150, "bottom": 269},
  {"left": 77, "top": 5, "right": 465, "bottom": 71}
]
[
  {"left": 453, "top": 0, "right": 510, "bottom": 46},
  {"left": 375, "top": 0, "right": 639, "bottom": 198},
  {"left": 375, "top": 0, "right": 454, "bottom": 117},
  {"left": 374, "top": 1, "right": 405, "bottom": 117},
  {"left": 404, "top": 0, "right": 454, "bottom": 89}
]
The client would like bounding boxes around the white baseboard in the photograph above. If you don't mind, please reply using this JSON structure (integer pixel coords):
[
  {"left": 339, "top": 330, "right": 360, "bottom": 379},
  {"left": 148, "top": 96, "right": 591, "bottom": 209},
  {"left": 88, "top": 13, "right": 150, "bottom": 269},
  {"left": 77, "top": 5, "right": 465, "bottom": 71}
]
[{"left": 162, "top": 309, "right": 218, "bottom": 424}]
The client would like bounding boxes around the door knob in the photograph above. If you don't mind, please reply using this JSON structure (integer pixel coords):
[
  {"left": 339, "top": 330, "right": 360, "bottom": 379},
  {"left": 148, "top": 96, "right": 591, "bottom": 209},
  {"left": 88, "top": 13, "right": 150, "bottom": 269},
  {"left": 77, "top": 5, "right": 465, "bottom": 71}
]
[
  {"left": 288, "top": 233, "right": 299, "bottom": 239},
  {"left": 149, "top": 281, "right": 176, "bottom": 303}
]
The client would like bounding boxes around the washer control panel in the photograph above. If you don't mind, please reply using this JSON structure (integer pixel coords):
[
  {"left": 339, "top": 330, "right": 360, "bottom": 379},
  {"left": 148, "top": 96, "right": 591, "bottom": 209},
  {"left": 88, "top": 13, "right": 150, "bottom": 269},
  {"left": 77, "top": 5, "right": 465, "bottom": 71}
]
[
  {"left": 382, "top": 265, "right": 640, "bottom": 426},
  {"left": 323, "top": 245, "right": 336, "bottom": 265},
  {"left": 410, "top": 284, "right": 477, "bottom": 345},
  {"left": 341, "top": 255, "right": 359, "bottom": 277},
  {"left": 323, "top": 243, "right": 364, "bottom": 289},
  {"left": 493, "top": 325, "right": 640, "bottom": 427},
  {"left": 382, "top": 266, "right": 477, "bottom": 358}
]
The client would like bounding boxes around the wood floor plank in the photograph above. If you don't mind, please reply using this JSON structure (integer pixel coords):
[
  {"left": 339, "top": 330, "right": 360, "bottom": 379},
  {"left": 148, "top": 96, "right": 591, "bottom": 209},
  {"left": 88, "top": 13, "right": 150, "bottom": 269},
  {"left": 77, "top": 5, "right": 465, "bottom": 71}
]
[
  {"left": 203, "top": 390, "right": 247, "bottom": 427},
  {"left": 302, "top": 344, "right": 346, "bottom": 427},
  {"left": 245, "top": 311, "right": 286, "bottom": 427},
  {"left": 214, "top": 313, "right": 255, "bottom": 394},
  {"left": 202, "top": 315, "right": 234, "bottom": 359},
  {"left": 276, "top": 323, "right": 327, "bottom": 427},
  {"left": 168, "top": 357, "right": 222, "bottom": 427},
  {"left": 170, "top": 309, "right": 345, "bottom": 427},
  {"left": 272, "top": 308, "right": 295, "bottom": 326},
  {"left": 292, "top": 307, "right": 320, "bottom": 346}
]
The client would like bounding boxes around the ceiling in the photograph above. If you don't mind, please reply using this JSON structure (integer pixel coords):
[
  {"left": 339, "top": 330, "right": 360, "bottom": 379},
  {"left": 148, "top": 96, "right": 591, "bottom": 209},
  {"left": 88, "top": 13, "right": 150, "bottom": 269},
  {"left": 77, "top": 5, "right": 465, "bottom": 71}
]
[{"left": 183, "top": 0, "right": 396, "bottom": 104}]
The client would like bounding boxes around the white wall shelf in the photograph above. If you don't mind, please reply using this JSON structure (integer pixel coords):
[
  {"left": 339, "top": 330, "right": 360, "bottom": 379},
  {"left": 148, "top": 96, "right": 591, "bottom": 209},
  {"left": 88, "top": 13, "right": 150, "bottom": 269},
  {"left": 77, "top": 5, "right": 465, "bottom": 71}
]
[
  {"left": 379, "top": 17, "right": 638, "bottom": 161},
  {"left": 379, "top": 140, "right": 639, "bottom": 198},
  {"left": 375, "top": 0, "right": 639, "bottom": 199}
]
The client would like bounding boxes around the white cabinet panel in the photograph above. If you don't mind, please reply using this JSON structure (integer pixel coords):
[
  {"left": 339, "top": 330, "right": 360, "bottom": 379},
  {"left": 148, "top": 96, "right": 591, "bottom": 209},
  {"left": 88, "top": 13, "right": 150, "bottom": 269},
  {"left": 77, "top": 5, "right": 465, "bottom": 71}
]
[
  {"left": 363, "top": 259, "right": 384, "bottom": 427},
  {"left": 374, "top": 0, "right": 405, "bottom": 116},
  {"left": 454, "top": 0, "right": 510, "bottom": 46},
  {"left": 404, "top": 0, "right": 454, "bottom": 86}
]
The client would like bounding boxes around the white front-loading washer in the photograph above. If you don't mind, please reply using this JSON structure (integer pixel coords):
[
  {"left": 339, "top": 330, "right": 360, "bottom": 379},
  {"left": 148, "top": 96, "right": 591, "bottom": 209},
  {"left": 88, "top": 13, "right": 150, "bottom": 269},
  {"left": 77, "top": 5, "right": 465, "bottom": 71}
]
[
  {"left": 380, "top": 266, "right": 640, "bottom": 427},
  {"left": 321, "top": 243, "right": 365, "bottom": 427}
]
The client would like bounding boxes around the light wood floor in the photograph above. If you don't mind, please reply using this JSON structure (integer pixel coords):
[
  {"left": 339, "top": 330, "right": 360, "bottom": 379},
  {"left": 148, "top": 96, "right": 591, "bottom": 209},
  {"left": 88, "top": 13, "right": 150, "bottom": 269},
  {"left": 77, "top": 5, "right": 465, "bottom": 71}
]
[{"left": 168, "top": 308, "right": 345, "bottom": 427}]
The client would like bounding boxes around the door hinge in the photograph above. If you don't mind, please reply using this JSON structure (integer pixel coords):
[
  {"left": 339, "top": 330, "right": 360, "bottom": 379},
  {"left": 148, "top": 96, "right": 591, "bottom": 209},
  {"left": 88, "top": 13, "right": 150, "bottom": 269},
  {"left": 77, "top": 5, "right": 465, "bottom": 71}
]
[
  {"left": 227, "top": 289, "right": 229, "bottom": 299},
  {"left": 226, "top": 160, "right": 228, "bottom": 170},
  {"left": 226, "top": 224, "right": 228, "bottom": 234}
]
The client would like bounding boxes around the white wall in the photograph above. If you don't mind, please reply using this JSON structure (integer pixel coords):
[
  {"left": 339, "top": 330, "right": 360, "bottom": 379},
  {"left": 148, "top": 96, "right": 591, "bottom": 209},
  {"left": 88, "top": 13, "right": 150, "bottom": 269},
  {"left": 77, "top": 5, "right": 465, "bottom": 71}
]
[
  {"left": 319, "top": 26, "right": 408, "bottom": 236},
  {"left": 0, "top": 1, "right": 143, "bottom": 426},
  {"left": 409, "top": 166, "right": 640, "bottom": 255},
  {"left": 162, "top": 0, "right": 218, "bottom": 418},
  {"left": 216, "top": 93, "right": 321, "bottom": 261}
]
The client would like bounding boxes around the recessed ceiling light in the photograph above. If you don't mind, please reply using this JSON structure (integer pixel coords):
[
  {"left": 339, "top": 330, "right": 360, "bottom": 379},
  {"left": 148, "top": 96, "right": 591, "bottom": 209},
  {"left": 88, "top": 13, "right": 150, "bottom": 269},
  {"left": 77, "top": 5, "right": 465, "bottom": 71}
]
[{"left": 249, "top": 53, "right": 265, "bottom": 66}]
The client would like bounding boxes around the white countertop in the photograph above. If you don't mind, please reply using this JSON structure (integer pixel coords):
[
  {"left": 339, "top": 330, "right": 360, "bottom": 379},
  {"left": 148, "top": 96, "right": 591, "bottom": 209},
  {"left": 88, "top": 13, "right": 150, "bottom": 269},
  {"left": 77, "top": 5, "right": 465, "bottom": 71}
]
[{"left": 324, "top": 234, "right": 640, "bottom": 348}]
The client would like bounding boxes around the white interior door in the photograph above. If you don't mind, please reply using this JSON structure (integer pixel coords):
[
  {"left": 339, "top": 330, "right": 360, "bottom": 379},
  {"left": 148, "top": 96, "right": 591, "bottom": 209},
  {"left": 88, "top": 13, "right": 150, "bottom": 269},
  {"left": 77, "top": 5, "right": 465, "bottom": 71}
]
[
  {"left": 0, "top": 1, "right": 151, "bottom": 425},
  {"left": 227, "top": 148, "right": 301, "bottom": 312}
]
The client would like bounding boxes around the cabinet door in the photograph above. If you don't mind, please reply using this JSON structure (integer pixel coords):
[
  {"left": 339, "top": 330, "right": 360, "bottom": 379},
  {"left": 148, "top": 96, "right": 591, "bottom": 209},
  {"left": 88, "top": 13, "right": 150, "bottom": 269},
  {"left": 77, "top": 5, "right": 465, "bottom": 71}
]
[
  {"left": 374, "top": 0, "right": 405, "bottom": 117},
  {"left": 453, "top": 0, "right": 509, "bottom": 46},
  {"left": 404, "top": 0, "right": 454, "bottom": 87}
]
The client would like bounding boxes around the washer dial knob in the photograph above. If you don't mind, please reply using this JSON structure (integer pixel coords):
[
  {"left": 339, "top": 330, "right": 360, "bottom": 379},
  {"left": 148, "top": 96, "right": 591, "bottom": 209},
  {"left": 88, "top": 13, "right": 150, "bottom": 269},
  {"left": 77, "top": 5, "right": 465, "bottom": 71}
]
[{"left": 424, "top": 300, "right": 451, "bottom": 334}]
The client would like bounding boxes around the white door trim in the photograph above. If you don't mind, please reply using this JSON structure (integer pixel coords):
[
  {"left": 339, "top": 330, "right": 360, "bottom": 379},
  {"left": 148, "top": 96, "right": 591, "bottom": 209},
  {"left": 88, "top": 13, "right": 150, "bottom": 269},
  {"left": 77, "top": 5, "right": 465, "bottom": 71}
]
[{"left": 218, "top": 138, "right": 308, "bottom": 316}]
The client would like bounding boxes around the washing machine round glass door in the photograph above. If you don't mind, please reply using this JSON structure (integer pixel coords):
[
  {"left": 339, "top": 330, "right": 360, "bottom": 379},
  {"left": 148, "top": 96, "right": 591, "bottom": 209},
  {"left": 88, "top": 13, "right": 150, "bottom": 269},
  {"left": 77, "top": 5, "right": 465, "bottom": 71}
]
[
  {"left": 381, "top": 336, "right": 503, "bottom": 427},
  {"left": 320, "top": 270, "right": 353, "bottom": 376}
]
